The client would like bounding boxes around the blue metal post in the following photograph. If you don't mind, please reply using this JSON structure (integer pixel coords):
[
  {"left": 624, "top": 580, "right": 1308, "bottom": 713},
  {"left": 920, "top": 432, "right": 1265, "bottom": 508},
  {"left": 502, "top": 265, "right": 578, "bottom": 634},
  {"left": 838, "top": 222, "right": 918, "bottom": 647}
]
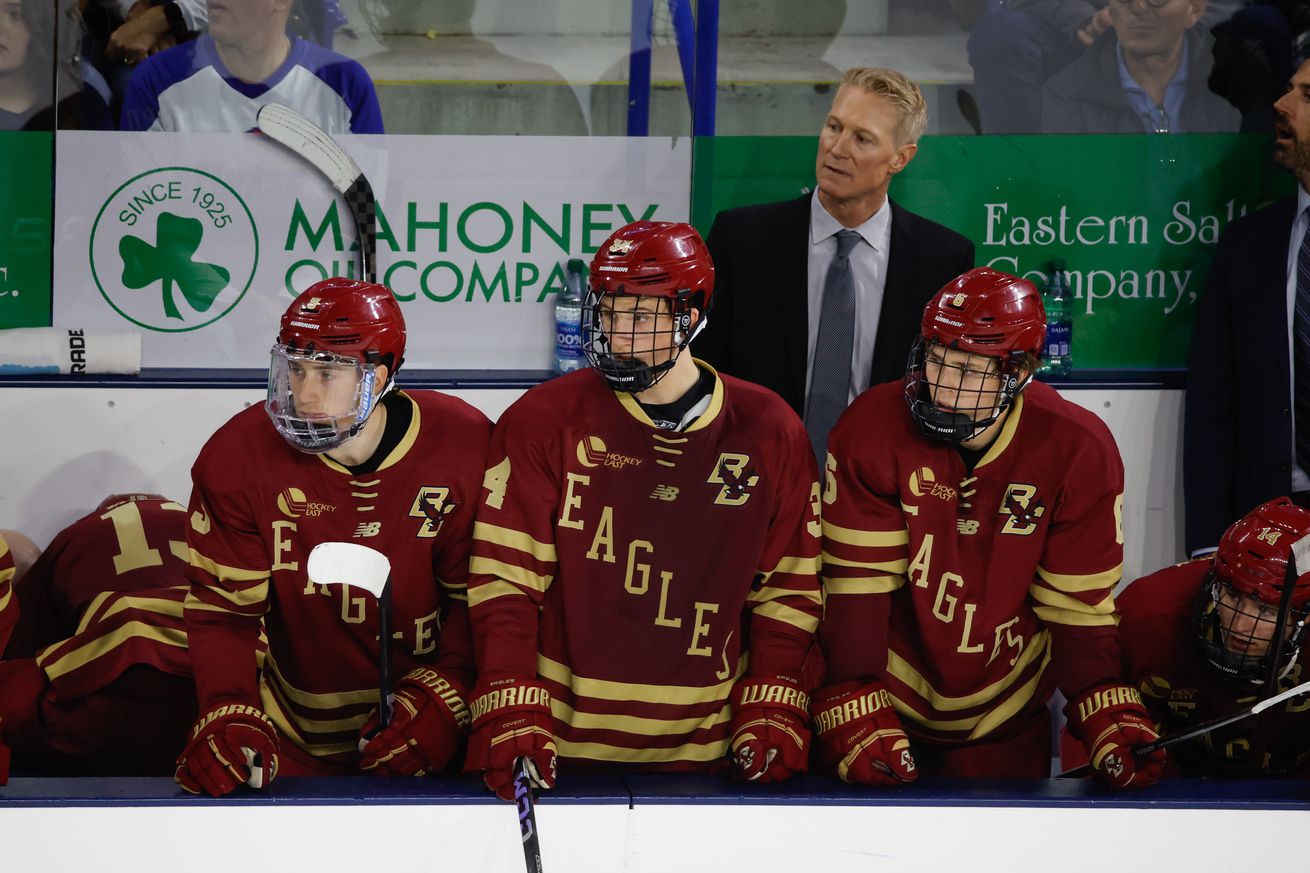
[
  {"left": 627, "top": 0, "right": 655, "bottom": 136},
  {"left": 668, "top": 0, "right": 696, "bottom": 109},
  {"left": 691, "top": 0, "right": 719, "bottom": 136}
]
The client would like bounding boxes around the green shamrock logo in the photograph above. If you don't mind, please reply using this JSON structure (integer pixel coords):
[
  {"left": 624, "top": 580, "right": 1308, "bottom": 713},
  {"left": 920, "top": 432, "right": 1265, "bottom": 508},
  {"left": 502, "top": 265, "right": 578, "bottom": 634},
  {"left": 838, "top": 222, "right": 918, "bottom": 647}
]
[{"left": 118, "top": 211, "right": 230, "bottom": 320}]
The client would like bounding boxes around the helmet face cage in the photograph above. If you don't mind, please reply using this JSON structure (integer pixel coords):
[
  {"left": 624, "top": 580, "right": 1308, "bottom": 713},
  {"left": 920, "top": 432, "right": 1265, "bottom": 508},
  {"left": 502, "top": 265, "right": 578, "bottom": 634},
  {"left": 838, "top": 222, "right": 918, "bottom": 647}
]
[
  {"left": 904, "top": 338, "right": 1029, "bottom": 443},
  {"left": 1196, "top": 570, "right": 1310, "bottom": 685},
  {"left": 265, "top": 344, "right": 380, "bottom": 453},
  {"left": 581, "top": 288, "right": 697, "bottom": 393}
]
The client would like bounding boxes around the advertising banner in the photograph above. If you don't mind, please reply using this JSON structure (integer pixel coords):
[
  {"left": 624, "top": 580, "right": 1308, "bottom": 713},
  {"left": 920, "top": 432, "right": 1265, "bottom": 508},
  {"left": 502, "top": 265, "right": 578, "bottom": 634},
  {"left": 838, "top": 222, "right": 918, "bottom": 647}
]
[
  {"left": 693, "top": 134, "right": 1293, "bottom": 371},
  {"left": 54, "top": 133, "right": 691, "bottom": 370},
  {"left": 0, "top": 132, "right": 53, "bottom": 330}
]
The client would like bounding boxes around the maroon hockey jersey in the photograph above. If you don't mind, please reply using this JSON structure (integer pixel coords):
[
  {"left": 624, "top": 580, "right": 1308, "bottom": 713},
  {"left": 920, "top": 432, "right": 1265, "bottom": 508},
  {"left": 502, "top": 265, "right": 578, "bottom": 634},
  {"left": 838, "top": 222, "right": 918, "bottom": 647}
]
[
  {"left": 0, "top": 534, "right": 15, "bottom": 655},
  {"left": 1119, "top": 561, "right": 1310, "bottom": 777},
  {"left": 468, "top": 365, "right": 822, "bottom": 771},
  {"left": 6, "top": 495, "right": 190, "bottom": 659},
  {"left": 184, "top": 390, "right": 490, "bottom": 768},
  {"left": 821, "top": 380, "right": 1126, "bottom": 745}
]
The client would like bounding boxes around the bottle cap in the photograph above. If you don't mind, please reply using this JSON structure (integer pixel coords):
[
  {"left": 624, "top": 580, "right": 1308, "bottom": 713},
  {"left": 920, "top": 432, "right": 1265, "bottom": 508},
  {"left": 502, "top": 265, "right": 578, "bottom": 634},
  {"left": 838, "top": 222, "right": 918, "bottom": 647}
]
[
  {"left": 1049, "top": 258, "right": 1066, "bottom": 271},
  {"left": 567, "top": 258, "right": 586, "bottom": 274}
]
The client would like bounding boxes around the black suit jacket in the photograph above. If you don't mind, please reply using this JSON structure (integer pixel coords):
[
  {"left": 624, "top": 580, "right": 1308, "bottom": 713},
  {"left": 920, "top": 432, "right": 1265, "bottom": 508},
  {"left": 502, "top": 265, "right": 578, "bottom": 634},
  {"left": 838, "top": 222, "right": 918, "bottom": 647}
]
[
  {"left": 1184, "top": 194, "right": 1296, "bottom": 554},
  {"left": 696, "top": 194, "right": 976, "bottom": 416}
]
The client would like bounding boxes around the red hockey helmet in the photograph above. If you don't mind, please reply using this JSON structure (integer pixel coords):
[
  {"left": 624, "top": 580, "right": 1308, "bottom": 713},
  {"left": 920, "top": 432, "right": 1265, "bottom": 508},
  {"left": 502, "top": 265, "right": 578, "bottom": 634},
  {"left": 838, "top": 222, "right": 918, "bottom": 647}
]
[
  {"left": 266, "top": 278, "right": 407, "bottom": 453},
  {"left": 920, "top": 267, "right": 1046, "bottom": 359},
  {"left": 583, "top": 221, "right": 714, "bottom": 392},
  {"left": 276, "top": 278, "right": 406, "bottom": 375},
  {"left": 1197, "top": 498, "right": 1310, "bottom": 683},
  {"left": 905, "top": 267, "right": 1046, "bottom": 443}
]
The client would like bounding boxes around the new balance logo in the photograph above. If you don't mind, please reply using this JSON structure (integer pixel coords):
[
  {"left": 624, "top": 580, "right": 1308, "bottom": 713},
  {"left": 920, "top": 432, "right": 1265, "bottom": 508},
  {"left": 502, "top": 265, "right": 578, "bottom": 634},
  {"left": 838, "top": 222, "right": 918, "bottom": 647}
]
[
  {"left": 956, "top": 519, "right": 980, "bottom": 535},
  {"left": 353, "top": 522, "right": 382, "bottom": 538},
  {"left": 650, "top": 485, "right": 679, "bottom": 501}
]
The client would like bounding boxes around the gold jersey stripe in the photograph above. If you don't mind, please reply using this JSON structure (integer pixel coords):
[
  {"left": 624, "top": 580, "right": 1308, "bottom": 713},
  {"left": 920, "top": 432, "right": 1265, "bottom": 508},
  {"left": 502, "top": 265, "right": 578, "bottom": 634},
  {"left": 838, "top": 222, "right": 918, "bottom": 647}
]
[
  {"left": 0, "top": 584, "right": 12, "bottom": 614},
  {"left": 318, "top": 391, "right": 422, "bottom": 475},
  {"left": 473, "top": 521, "right": 558, "bottom": 563},
  {"left": 752, "top": 599, "right": 820, "bottom": 633},
  {"left": 75, "top": 591, "right": 116, "bottom": 634},
  {"left": 260, "top": 682, "right": 362, "bottom": 756},
  {"left": 886, "top": 629, "right": 1050, "bottom": 712},
  {"left": 1029, "top": 585, "right": 1117, "bottom": 617},
  {"left": 891, "top": 643, "right": 1050, "bottom": 736},
  {"left": 188, "top": 548, "right": 271, "bottom": 585},
  {"left": 86, "top": 594, "right": 186, "bottom": 631},
  {"left": 651, "top": 434, "right": 689, "bottom": 444},
  {"left": 468, "top": 578, "right": 531, "bottom": 608},
  {"left": 538, "top": 654, "right": 744, "bottom": 704},
  {"left": 652, "top": 445, "right": 682, "bottom": 455},
  {"left": 551, "top": 698, "right": 732, "bottom": 735},
  {"left": 974, "top": 393, "right": 1024, "bottom": 471},
  {"left": 183, "top": 579, "right": 270, "bottom": 613},
  {"left": 748, "top": 576, "right": 821, "bottom": 606},
  {"left": 263, "top": 652, "right": 379, "bottom": 708},
  {"left": 38, "top": 620, "right": 187, "bottom": 680},
  {"left": 823, "top": 575, "right": 904, "bottom": 595},
  {"left": 469, "top": 556, "right": 553, "bottom": 592},
  {"left": 556, "top": 736, "right": 729, "bottom": 764},
  {"left": 1036, "top": 564, "right": 1123, "bottom": 594},
  {"left": 821, "top": 550, "right": 908, "bottom": 573},
  {"left": 1032, "top": 605, "right": 1120, "bottom": 627},
  {"left": 758, "top": 554, "right": 821, "bottom": 580},
  {"left": 822, "top": 522, "right": 909, "bottom": 548}
]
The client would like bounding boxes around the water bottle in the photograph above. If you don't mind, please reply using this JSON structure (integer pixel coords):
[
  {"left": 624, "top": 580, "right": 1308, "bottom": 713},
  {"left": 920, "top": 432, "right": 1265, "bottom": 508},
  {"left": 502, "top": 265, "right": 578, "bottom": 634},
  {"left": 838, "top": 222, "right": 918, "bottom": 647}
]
[
  {"left": 554, "top": 258, "right": 586, "bottom": 374},
  {"left": 1038, "top": 259, "right": 1073, "bottom": 377}
]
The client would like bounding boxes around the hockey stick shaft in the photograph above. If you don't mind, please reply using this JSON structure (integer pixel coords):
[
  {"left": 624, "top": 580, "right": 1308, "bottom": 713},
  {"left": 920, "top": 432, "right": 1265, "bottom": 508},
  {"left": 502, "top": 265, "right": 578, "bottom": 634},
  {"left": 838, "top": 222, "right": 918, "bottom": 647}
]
[
  {"left": 1059, "top": 677, "right": 1310, "bottom": 777},
  {"left": 514, "top": 757, "right": 545, "bottom": 873},
  {"left": 377, "top": 582, "right": 393, "bottom": 728}
]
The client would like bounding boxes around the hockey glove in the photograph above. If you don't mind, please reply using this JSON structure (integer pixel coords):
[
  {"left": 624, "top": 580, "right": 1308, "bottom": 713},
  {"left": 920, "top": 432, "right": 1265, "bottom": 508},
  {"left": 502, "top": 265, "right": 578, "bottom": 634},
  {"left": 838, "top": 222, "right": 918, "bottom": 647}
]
[
  {"left": 813, "top": 680, "right": 917, "bottom": 786},
  {"left": 359, "top": 667, "right": 471, "bottom": 777},
  {"left": 174, "top": 703, "right": 280, "bottom": 797},
  {"left": 728, "top": 673, "right": 811, "bottom": 783},
  {"left": 1068, "top": 683, "right": 1165, "bottom": 789},
  {"left": 465, "top": 674, "right": 556, "bottom": 802}
]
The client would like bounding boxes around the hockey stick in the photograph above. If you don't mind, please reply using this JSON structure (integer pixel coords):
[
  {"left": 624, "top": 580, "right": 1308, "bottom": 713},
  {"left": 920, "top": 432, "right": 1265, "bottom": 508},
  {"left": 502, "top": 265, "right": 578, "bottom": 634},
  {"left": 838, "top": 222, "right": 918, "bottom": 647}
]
[
  {"left": 306, "top": 541, "right": 393, "bottom": 727},
  {"left": 1059, "top": 676, "right": 1310, "bottom": 778},
  {"left": 514, "top": 757, "right": 545, "bottom": 873},
  {"left": 1260, "top": 533, "right": 1310, "bottom": 698},
  {"left": 256, "top": 103, "right": 378, "bottom": 283}
]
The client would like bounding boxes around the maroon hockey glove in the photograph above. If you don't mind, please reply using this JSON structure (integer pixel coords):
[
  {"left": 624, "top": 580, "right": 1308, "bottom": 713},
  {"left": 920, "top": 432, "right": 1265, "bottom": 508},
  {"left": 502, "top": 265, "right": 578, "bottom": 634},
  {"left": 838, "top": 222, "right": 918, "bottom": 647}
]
[
  {"left": 1068, "top": 683, "right": 1165, "bottom": 789},
  {"left": 728, "top": 674, "right": 811, "bottom": 783},
  {"left": 359, "top": 667, "right": 471, "bottom": 777},
  {"left": 174, "top": 703, "right": 280, "bottom": 797},
  {"left": 464, "top": 674, "right": 556, "bottom": 802},
  {"left": 813, "top": 680, "right": 917, "bottom": 786}
]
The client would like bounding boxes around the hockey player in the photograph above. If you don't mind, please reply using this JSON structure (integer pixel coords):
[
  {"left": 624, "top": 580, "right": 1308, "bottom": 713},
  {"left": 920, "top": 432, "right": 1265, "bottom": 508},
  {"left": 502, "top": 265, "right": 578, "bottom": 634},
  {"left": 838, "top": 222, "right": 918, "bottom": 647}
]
[
  {"left": 176, "top": 278, "right": 490, "bottom": 796},
  {"left": 816, "top": 266, "right": 1164, "bottom": 787},
  {"left": 464, "top": 221, "right": 822, "bottom": 800},
  {"left": 1, "top": 495, "right": 197, "bottom": 780},
  {"left": 1116, "top": 498, "right": 1310, "bottom": 777}
]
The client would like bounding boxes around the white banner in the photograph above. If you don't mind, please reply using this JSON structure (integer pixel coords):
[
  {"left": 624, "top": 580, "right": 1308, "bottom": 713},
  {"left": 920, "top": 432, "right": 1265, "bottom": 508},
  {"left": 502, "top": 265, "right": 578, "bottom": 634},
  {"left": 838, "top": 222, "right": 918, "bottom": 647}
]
[{"left": 53, "top": 132, "right": 692, "bottom": 370}]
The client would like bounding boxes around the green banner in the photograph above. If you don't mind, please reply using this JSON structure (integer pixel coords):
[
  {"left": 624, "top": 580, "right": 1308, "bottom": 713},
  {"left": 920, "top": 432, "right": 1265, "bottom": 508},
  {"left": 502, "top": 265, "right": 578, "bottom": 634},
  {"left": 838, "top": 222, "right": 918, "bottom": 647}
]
[
  {"left": 692, "top": 134, "right": 1294, "bottom": 371},
  {"left": 0, "top": 132, "right": 53, "bottom": 330}
]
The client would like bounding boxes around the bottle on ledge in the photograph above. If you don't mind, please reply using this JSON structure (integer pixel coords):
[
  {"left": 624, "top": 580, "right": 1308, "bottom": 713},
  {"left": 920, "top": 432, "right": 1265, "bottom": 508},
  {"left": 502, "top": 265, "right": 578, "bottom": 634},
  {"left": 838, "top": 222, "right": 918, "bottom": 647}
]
[
  {"left": 1038, "top": 259, "right": 1073, "bottom": 378},
  {"left": 554, "top": 258, "right": 587, "bottom": 375}
]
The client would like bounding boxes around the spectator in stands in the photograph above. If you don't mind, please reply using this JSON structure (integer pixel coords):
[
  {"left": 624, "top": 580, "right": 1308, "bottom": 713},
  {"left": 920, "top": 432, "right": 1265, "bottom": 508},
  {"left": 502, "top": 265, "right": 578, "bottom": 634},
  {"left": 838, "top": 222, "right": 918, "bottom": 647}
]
[
  {"left": 1041, "top": 0, "right": 1241, "bottom": 133},
  {"left": 0, "top": 0, "right": 112, "bottom": 130},
  {"left": 120, "top": 0, "right": 381, "bottom": 132}
]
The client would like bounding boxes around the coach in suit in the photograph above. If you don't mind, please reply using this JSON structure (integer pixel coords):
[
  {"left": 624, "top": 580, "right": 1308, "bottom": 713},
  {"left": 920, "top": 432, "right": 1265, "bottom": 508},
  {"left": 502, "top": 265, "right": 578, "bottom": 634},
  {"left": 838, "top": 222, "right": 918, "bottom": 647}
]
[
  {"left": 1185, "top": 57, "right": 1310, "bottom": 555},
  {"left": 697, "top": 67, "right": 974, "bottom": 461}
]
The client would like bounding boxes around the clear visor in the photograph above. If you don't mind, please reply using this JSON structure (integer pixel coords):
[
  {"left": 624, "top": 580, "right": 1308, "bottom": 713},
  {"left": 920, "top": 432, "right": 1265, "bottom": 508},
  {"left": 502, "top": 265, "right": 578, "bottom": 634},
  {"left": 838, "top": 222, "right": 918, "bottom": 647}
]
[{"left": 265, "top": 345, "right": 378, "bottom": 453}]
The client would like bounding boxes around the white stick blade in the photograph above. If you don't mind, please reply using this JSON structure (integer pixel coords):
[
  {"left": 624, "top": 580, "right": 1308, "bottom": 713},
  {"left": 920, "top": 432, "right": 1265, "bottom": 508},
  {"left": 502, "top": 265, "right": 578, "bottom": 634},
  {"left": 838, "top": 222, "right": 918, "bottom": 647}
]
[
  {"left": 256, "top": 103, "right": 362, "bottom": 194},
  {"left": 307, "top": 541, "right": 390, "bottom": 598},
  {"left": 1290, "top": 532, "right": 1310, "bottom": 578}
]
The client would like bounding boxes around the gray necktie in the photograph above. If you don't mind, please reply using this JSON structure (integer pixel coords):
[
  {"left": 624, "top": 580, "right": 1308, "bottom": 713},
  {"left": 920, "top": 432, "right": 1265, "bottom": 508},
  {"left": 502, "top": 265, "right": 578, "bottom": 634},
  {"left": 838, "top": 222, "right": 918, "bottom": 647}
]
[{"left": 805, "top": 229, "right": 861, "bottom": 465}]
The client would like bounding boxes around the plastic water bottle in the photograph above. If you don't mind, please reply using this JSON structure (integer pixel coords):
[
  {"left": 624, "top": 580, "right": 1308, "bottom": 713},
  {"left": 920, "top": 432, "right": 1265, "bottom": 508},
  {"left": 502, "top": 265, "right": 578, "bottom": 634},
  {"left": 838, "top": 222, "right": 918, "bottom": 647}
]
[
  {"left": 1038, "top": 259, "right": 1073, "bottom": 377},
  {"left": 554, "top": 258, "right": 586, "bottom": 374}
]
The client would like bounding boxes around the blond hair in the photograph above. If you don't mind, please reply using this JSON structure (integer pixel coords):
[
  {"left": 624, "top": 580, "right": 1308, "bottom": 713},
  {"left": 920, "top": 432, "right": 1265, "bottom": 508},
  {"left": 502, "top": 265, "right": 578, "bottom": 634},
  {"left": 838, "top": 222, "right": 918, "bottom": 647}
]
[{"left": 839, "top": 67, "right": 927, "bottom": 145}]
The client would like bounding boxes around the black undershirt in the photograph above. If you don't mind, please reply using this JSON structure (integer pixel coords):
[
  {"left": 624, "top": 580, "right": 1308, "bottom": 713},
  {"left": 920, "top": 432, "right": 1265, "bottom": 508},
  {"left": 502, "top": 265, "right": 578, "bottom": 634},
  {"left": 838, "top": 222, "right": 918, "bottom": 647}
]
[
  {"left": 638, "top": 366, "right": 716, "bottom": 430},
  {"left": 331, "top": 391, "right": 412, "bottom": 475},
  {"left": 955, "top": 442, "right": 989, "bottom": 475}
]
